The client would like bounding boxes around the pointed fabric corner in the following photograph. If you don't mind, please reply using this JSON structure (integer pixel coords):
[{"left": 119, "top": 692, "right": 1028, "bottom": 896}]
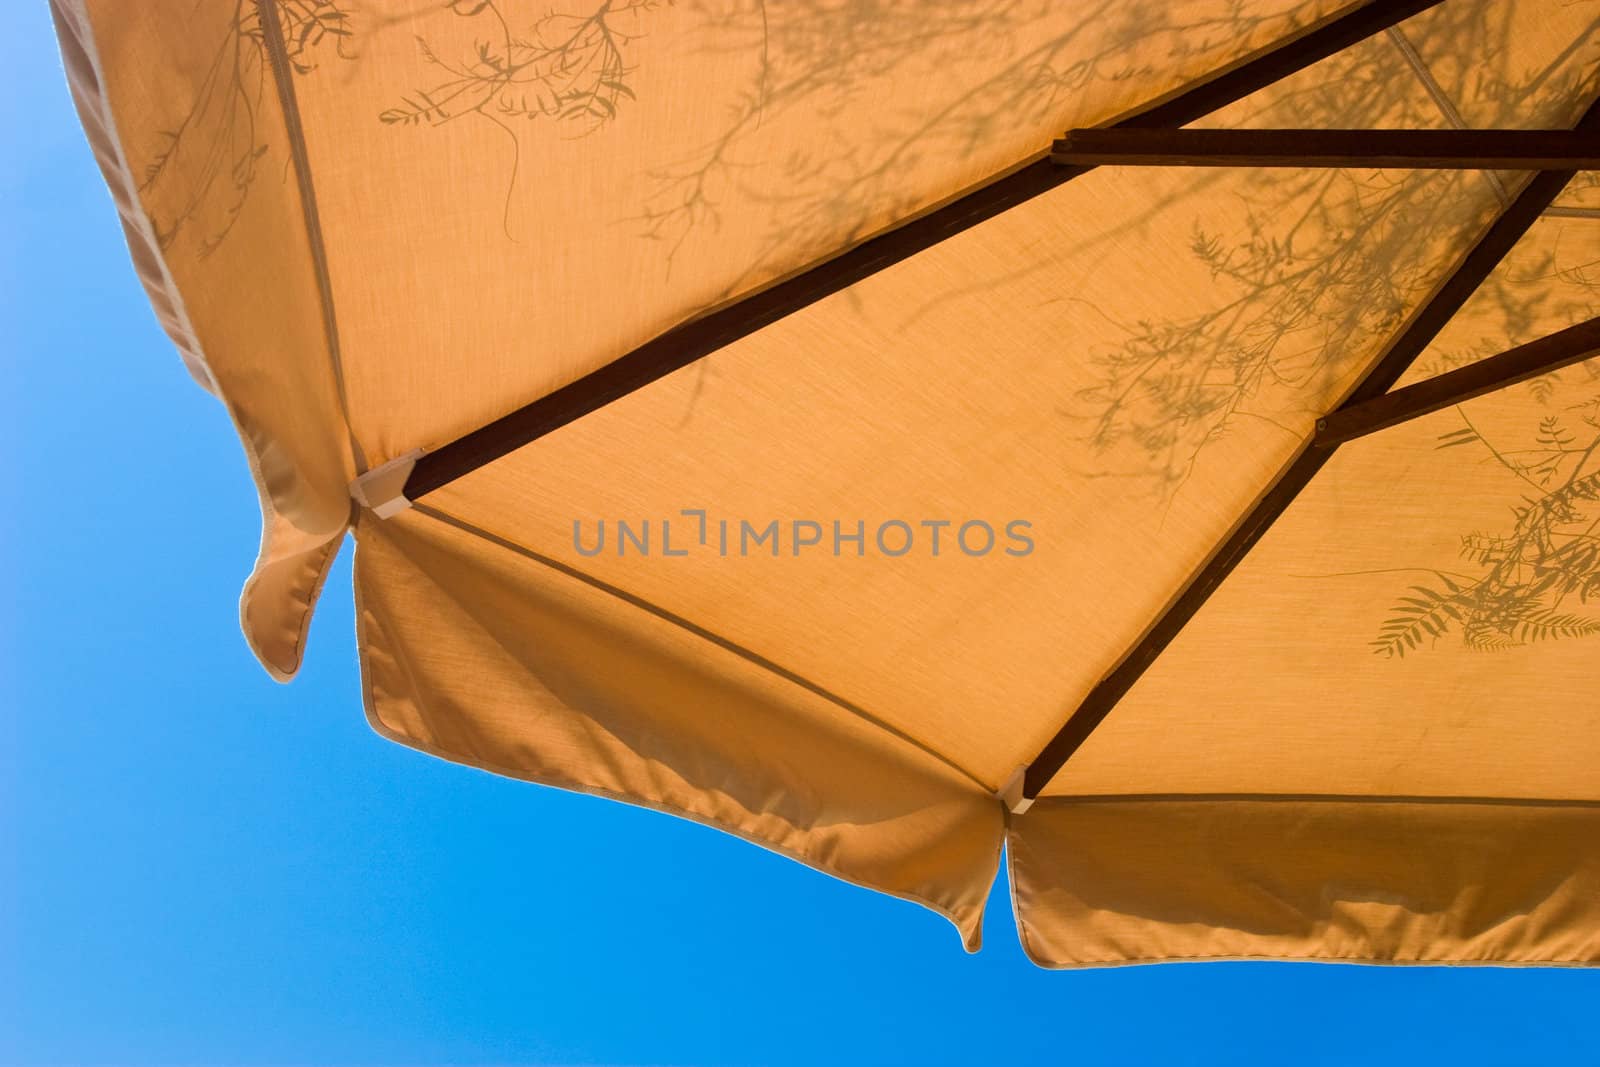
[
  {"left": 52, "top": 0, "right": 1600, "bottom": 965},
  {"left": 53, "top": 0, "right": 356, "bottom": 678},
  {"left": 353, "top": 509, "right": 1004, "bottom": 948}
]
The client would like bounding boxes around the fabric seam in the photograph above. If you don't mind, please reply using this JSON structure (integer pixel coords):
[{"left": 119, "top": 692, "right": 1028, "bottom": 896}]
[
  {"left": 1028, "top": 793, "right": 1600, "bottom": 808},
  {"left": 409, "top": 502, "right": 995, "bottom": 791},
  {"left": 254, "top": 0, "right": 367, "bottom": 474},
  {"left": 51, "top": 0, "right": 339, "bottom": 681},
  {"left": 350, "top": 517, "right": 998, "bottom": 951}
]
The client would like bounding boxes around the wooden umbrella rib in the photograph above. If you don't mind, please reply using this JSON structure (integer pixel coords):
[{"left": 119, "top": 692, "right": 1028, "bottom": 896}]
[
  {"left": 1021, "top": 94, "right": 1600, "bottom": 801},
  {"left": 1050, "top": 128, "right": 1600, "bottom": 169},
  {"left": 401, "top": 0, "right": 1444, "bottom": 501},
  {"left": 1316, "top": 317, "right": 1600, "bottom": 446}
]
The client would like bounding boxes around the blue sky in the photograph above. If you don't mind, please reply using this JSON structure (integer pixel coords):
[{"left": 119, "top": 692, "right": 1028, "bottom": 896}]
[{"left": 3, "top": 5, "right": 1598, "bottom": 1065}]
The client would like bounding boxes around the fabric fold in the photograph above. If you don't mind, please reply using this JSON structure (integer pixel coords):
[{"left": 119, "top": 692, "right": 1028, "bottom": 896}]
[
  {"left": 354, "top": 509, "right": 1005, "bottom": 948},
  {"left": 1010, "top": 796, "right": 1600, "bottom": 966},
  {"left": 53, "top": 0, "right": 357, "bottom": 678}
]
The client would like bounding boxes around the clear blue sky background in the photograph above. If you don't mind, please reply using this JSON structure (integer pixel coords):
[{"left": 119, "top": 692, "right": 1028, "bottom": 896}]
[{"left": 2, "top": 5, "right": 1597, "bottom": 1066}]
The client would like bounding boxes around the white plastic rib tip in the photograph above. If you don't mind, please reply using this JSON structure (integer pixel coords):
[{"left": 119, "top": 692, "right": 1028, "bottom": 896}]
[
  {"left": 1000, "top": 766, "right": 1034, "bottom": 815},
  {"left": 349, "top": 449, "right": 423, "bottom": 520}
]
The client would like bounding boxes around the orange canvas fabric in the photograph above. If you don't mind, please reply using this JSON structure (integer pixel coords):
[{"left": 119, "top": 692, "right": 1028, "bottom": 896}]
[{"left": 54, "top": 0, "right": 1600, "bottom": 964}]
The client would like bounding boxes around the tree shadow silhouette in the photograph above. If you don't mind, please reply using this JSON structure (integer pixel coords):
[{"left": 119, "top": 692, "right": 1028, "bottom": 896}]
[
  {"left": 624, "top": 0, "right": 1345, "bottom": 423},
  {"left": 638, "top": 0, "right": 1316, "bottom": 282},
  {"left": 1059, "top": 5, "right": 1600, "bottom": 493},
  {"left": 138, "top": 0, "right": 353, "bottom": 256},
  {"left": 1373, "top": 388, "right": 1600, "bottom": 658}
]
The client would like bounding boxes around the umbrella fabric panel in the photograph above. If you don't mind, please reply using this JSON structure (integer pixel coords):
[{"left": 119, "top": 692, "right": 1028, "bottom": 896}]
[
  {"left": 1009, "top": 797, "right": 1600, "bottom": 966},
  {"left": 1050, "top": 347, "right": 1600, "bottom": 800},
  {"left": 56, "top": 0, "right": 1344, "bottom": 682},
  {"left": 1402, "top": 216, "right": 1600, "bottom": 389},
  {"left": 55, "top": 0, "right": 1600, "bottom": 965},
  {"left": 413, "top": 27, "right": 1526, "bottom": 793},
  {"left": 354, "top": 509, "right": 1004, "bottom": 947},
  {"left": 1029, "top": 5, "right": 1600, "bottom": 803},
  {"left": 273, "top": 0, "right": 1339, "bottom": 469},
  {"left": 53, "top": 0, "right": 358, "bottom": 680},
  {"left": 1554, "top": 172, "right": 1600, "bottom": 211}
]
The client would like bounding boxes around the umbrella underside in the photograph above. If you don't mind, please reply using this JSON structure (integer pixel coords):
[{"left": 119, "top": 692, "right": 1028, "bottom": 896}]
[{"left": 54, "top": 0, "right": 1600, "bottom": 963}]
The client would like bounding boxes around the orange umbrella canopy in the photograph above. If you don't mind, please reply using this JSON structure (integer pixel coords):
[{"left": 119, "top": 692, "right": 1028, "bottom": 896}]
[{"left": 53, "top": 0, "right": 1600, "bottom": 964}]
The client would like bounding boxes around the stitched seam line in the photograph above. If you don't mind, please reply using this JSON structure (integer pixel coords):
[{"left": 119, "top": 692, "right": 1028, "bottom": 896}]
[
  {"left": 55, "top": 0, "right": 338, "bottom": 679},
  {"left": 1030, "top": 793, "right": 1600, "bottom": 808},
  {"left": 408, "top": 503, "right": 993, "bottom": 791},
  {"left": 1034, "top": 950, "right": 1597, "bottom": 967},
  {"left": 254, "top": 0, "right": 367, "bottom": 473},
  {"left": 1385, "top": 25, "right": 1511, "bottom": 206},
  {"left": 351, "top": 519, "right": 995, "bottom": 948}
]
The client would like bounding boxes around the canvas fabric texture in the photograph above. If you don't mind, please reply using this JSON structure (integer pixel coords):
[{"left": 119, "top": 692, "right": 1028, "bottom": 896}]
[{"left": 54, "top": 0, "right": 1600, "bottom": 964}]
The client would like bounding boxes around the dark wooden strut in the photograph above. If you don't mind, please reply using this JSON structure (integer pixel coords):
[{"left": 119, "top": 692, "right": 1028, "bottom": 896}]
[
  {"left": 1021, "top": 94, "right": 1600, "bottom": 802},
  {"left": 1051, "top": 128, "right": 1600, "bottom": 169},
  {"left": 401, "top": 0, "right": 1443, "bottom": 501},
  {"left": 1315, "top": 317, "right": 1600, "bottom": 446}
]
